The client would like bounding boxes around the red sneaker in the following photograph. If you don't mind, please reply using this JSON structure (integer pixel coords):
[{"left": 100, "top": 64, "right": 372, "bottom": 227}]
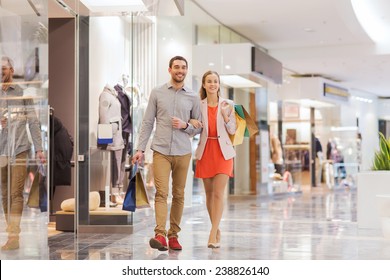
[
  {"left": 168, "top": 237, "right": 182, "bottom": 250},
  {"left": 149, "top": 235, "right": 168, "bottom": 251}
]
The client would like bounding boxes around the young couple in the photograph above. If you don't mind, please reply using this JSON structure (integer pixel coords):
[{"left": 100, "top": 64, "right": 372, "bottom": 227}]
[{"left": 132, "top": 56, "right": 237, "bottom": 251}]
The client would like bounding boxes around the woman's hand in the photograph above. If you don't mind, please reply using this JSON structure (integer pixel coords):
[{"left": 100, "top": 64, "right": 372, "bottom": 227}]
[
  {"left": 189, "top": 119, "right": 203, "bottom": 129},
  {"left": 221, "top": 102, "right": 232, "bottom": 122}
]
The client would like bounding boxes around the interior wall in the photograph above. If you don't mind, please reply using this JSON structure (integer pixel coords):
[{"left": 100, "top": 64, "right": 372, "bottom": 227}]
[
  {"left": 48, "top": 18, "right": 75, "bottom": 136},
  {"left": 48, "top": 18, "right": 76, "bottom": 211}
]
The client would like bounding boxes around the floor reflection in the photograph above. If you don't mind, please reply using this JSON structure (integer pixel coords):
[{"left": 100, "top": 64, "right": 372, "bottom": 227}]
[{"left": 1, "top": 187, "right": 389, "bottom": 260}]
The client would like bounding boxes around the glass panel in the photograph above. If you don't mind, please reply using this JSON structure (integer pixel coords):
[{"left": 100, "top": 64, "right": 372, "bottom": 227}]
[
  {"left": 1, "top": 0, "right": 49, "bottom": 257},
  {"left": 81, "top": 11, "right": 156, "bottom": 230}
]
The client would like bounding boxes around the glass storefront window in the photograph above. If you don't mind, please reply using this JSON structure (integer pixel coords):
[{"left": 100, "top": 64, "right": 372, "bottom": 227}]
[{"left": 1, "top": 0, "right": 49, "bottom": 256}]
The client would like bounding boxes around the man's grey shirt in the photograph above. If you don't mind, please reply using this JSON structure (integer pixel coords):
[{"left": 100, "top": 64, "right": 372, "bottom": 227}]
[
  {"left": 136, "top": 82, "right": 201, "bottom": 156},
  {"left": 0, "top": 84, "right": 43, "bottom": 157}
]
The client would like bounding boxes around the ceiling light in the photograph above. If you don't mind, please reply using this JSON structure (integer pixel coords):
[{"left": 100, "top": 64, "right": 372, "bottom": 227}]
[
  {"left": 304, "top": 28, "right": 315, "bottom": 32},
  {"left": 330, "top": 126, "right": 358, "bottom": 131},
  {"left": 220, "top": 75, "right": 262, "bottom": 88},
  {"left": 80, "top": 0, "right": 147, "bottom": 13},
  {"left": 287, "top": 99, "right": 334, "bottom": 108}
]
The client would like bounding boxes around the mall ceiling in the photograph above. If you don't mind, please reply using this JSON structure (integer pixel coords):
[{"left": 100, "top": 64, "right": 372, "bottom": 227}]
[
  {"left": 193, "top": 0, "right": 390, "bottom": 97},
  {"left": 2, "top": 0, "right": 389, "bottom": 97}
]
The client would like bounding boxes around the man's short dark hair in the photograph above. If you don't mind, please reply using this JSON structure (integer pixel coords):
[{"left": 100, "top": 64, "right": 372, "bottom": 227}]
[
  {"left": 1, "top": 56, "right": 14, "bottom": 69},
  {"left": 169, "top": 56, "right": 188, "bottom": 68}
]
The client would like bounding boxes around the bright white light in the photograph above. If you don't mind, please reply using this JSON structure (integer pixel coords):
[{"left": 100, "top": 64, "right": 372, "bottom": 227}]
[
  {"left": 220, "top": 75, "right": 262, "bottom": 88},
  {"left": 81, "top": 0, "right": 144, "bottom": 7},
  {"left": 330, "top": 126, "right": 358, "bottom": 131},
  {"left": 298, "top": 99, "right": 334, "bottom": 108},
  {"left": 351, "top": 0, "right": 390, "bottom": 45},
  {"left": 80, "top": 0, "right": 147, "bottom": 13}
]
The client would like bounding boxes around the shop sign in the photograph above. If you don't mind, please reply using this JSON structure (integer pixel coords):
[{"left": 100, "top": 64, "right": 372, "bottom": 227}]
[{"left": 323, "top": 83, "right": 349, "bottom": 102}]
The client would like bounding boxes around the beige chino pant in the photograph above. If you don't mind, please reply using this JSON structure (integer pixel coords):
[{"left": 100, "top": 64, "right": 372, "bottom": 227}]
[
  {"left": 1, "top": 151, "right": 28, "bottom": 237},
  {"left": 152, "top": 151, "right": 191, "bottom": 238}
]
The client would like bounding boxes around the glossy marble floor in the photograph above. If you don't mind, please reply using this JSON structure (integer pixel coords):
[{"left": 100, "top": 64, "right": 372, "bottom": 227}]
[{"left": 1, "top": 185, "right": 390, "bottom": 260}]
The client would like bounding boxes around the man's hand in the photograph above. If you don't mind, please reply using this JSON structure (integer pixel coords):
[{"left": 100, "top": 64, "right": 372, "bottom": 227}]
[
  {"left": 171, "top": 116, "right": 187, "bottom": 129},
  {"left": 36, "top": 150, "right": 46, "bottom": 164},
  {"left": 132, "top": 150, "right": 144, "bottom": 164}
]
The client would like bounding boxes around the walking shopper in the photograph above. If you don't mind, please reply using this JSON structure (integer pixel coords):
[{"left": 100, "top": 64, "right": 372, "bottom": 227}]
[
  {"left": 1, "top": 56, "right": 46, "bottom": 250},
  {"left": 132, "top": 56, "right": 201, "bottom": 251},
  {"left": 190, "top": 70, "right": 237, "bottom": 248}
]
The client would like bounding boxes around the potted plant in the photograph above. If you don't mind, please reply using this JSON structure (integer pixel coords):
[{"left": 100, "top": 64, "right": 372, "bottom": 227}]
[
  {"left": 357, "top": 132, "right": 390, "bottom": 231},
  {"left": 372, "top": 132, "right": 390, "bottom": 170}
]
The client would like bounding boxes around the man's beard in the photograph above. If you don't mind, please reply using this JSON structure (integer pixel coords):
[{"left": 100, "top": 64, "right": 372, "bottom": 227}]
[{"left": 172, "top": 74, "right": 185, "bottom": 84}]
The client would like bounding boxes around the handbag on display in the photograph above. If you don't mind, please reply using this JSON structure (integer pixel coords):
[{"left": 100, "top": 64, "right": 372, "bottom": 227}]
[
  {"left": 122, "top": 163, "right": 150, "bottom": 212},
  {"left": 97, "top": 123, "right": 113, "bottom": 145}
]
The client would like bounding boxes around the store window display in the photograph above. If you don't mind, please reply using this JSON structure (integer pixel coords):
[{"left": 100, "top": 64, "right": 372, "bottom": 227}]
[
  {"left": 113, "top": 75, "right": 132, "bottom": 200},
  {"left": 98, "top": 84, "right": 125, "bottom": 207},
  {"left": 326, "top": 138, "right": 346, "bottom": 184}
]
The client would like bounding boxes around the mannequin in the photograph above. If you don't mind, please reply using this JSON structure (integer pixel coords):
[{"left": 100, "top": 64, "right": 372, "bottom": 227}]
[
  {"left": 270, "top": 134, "right": 283, "bottom": 175},
  {"left": 98, "top": 84, "right": 124, "bottom": 206},
  {"left": 113, "top": 74, "right": 132, "bottom": 199}
]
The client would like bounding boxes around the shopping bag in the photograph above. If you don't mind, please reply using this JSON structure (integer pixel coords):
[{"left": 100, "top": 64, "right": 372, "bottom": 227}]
[
  {"left": 122, "top": 164, "right": 150, "bottom": 211},
  {"left": 229, "top": 110, "right": 246, "bottom": 146},
  {"left": 27, "top": 170, "right": 40, "bottom": 208},
  {"left": 27, "top": 165, "right": 48, "bottom": 212},
  {"left": 135, "top": 170, "right": 150, "bottom": 209},
  {"left": 241, "top": 106, "right": 259, "bottom": 137},
  {"left": 122, "top": 174, "right": 136, "bottom": 212},
  {"left": 229, "top": 105, "right": 259, "bottom": 146}
]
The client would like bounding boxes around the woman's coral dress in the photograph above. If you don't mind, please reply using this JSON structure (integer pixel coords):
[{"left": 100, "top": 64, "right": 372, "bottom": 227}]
[{"left": 195, "top": 105, "right": 233, "bottom": 178}]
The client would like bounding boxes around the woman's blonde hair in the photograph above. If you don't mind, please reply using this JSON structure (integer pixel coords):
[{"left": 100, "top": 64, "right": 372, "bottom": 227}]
[{"left": 199, "top": 70, "right": 220, "bottom": 100}]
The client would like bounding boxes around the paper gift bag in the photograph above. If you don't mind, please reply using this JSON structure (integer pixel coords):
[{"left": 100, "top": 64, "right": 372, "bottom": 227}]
[
  {"left": 241, "top": 106, "right": 259, "bottom": 137},
  {"left": 27, "top": 165, "right": 47, "bottom": 212},
  {"left": 135, "top": 171, "right": 150, "bottom": 209},
  {"left": 229, "top": 110, "right": 246, "bottom": 146},
  {"left": 229, "top": 105, "right": 259, "bottom": 146},
  {"left": 123, "top": 174, "right": 136, "bottom": 212},
  {"left": 122, "top": 164, "right": 150, "bottom": 212}
]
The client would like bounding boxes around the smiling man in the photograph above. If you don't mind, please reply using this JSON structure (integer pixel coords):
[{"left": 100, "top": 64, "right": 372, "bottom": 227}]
[{"left": 132, "top": 56, "right": 202, "bottom": 251}]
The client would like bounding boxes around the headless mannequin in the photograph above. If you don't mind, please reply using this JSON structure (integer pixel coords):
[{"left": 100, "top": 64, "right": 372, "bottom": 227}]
[
  {"left": 98, "top": 84, "right": 124, "bottom": 206},
  {"left": 113, "top": 75, "right": 132, "bottom": 197}
]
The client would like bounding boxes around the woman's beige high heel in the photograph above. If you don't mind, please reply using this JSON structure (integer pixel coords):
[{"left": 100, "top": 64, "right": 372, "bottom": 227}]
[{"left": 207, "top": 242, "right": 220, "bottom": 249}]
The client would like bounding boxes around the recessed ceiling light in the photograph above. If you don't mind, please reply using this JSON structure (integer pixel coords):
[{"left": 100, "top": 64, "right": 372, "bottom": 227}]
[{"left": 304, "top": 28, "right": 315, "bottom": 32}]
